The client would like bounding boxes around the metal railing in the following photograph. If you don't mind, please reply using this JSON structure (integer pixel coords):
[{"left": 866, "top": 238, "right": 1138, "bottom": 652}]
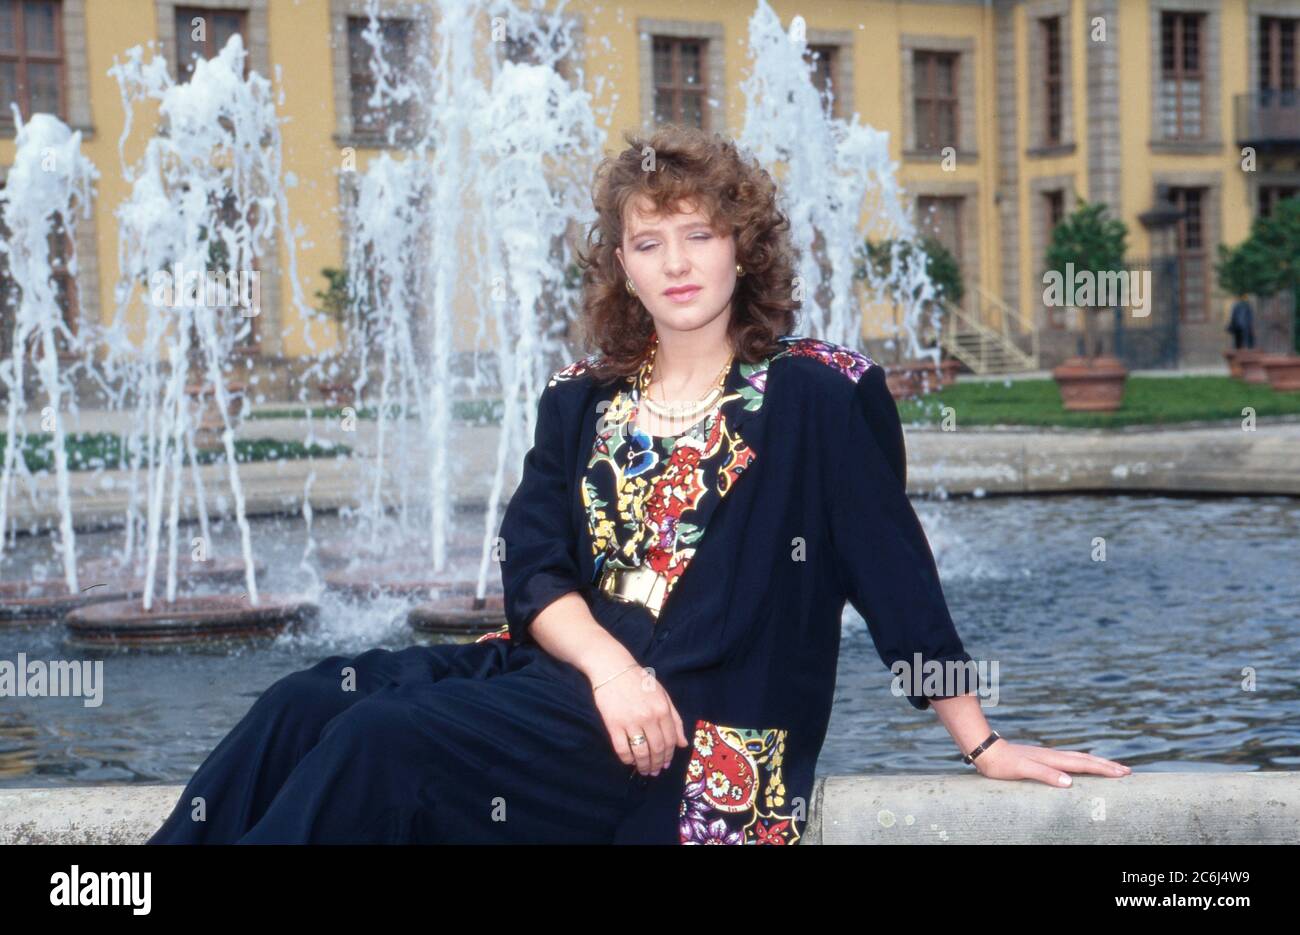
[
  {"left": 1235, "top": 90, "right": 1300, "bottom": 149},
  {"left": 939, "top": 286, "right": 1039, "bottom": 374}
]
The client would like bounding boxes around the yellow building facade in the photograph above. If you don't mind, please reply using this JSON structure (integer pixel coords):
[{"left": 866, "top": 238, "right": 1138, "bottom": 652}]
[{"left": 2, "top": 0, "right": 1297, "bottom": 390}]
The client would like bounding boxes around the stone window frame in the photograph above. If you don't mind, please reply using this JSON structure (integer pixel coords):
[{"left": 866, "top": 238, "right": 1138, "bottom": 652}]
[
  {"left": 155, "top": 0, "right": 270, "bottom": 81},
  {"left": 1148, "top": 0, "right": 1223, "bottom": 155},
  {"left": 907, "top": 179, "right": 980, "bottom": 306},
  {"left": 0, "top": 161, "right": 102, "bottom": 358},
  {"left": 1028, "top": 174, "right": 1080, "bottom": 329},
  {"left": 901, "top": 34, "right": 978, "bottom": 162},
  {"left": 330, "top": 0, "right": 433, "bottom": 150},
  {"left": 638, "top": 18, "right": 725, "bottom": 134},
  {"left": 1247, "top": 1, "right": 1300, "bottom": 91},
  {"left": 1026, "top": 0, "right": 1075, "bottom": 157},
  {"left": 1152, "top": 170, "right": 1221, "bottom": 324},
  {"left": 804, "top": 28, "right": 855, "bottom": 122},
  {"left": 497, "top": 10, "right": 587, "bottom": 91},
  {"left": 157, "top": 0, "right": 282, "bottom": 356},
  {"left": 0, "top": 0, "right": 92, "bottom": 140},
  {"left": 1244, "top": 169, "right": 1300, "bottom": 219}
]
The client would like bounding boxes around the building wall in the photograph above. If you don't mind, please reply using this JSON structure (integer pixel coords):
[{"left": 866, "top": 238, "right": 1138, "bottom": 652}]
[{"left": 1, "top": 0, "right": 1296, "bottom": 383}]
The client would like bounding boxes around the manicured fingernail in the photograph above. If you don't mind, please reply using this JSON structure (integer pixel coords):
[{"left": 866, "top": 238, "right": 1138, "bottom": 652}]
[{"left": 1059, "top": 774, "right": 1072, "bottom": 786}]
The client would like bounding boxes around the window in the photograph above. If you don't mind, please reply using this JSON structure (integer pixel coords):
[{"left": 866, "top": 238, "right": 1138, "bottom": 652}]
[
  {"left": 805, "top": 43, "right": 837, "bottom": 118},
  {"left": 915, "top": 195, "right": 963, "bottom": 270},
  {"left": 1259, "top": 184, "right": 1298, "bottom": 218},
  {"left": 503, "top": 27, "right": 574, "bottom": 83},
  {"left": 1042, "top": 16, "right": 1063, "bottom": 145},
  {"left": 174, "top": 6, "right": 246, "bottom": 83},
  {"left": 347, "top": 15, "right": 418, "bottom": 139},
  {"left": 1259, "top": 16, "right": 1298, "bottom": 98},
  {"left": 1043, "top": 190, "right": 1067, "bottom": 328},
  {"left": 1160, "top": 12, "right": 1205, "bottom": 140},
  {"left": 1168, "top": 186, "right": 1208, "bottom": 322},
  {"left": 652, "top": 36, "right": 707, "bottom": 129},
  {"left": 913, "top": 51, "right": 958, "bottom": 151},
  {"left": 0, "top": 0, "right": 64, "bottom": 126}
]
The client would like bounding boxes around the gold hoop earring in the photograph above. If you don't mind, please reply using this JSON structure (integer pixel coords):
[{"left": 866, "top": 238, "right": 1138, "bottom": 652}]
[
  {"left": 736, "top": 264, "right": 745, "bottom": 277},
  {"left": 625, "top": 278, "right": 637, "bottom": 296}
]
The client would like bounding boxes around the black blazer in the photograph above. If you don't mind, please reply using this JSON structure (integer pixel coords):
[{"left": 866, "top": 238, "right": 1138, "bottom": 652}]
[{"left": 497, "top": 335, "right": 977, "bottom": 844}]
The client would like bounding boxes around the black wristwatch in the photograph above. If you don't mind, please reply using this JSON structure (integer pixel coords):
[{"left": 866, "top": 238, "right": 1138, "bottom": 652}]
[{"left": 961, "top": 730, "right": 1003, "bottom": 765}]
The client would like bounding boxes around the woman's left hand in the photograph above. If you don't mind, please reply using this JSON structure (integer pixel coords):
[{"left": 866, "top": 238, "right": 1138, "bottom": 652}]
[{"left": 973, "top": 738, "right": 1131, "bottom": 787}]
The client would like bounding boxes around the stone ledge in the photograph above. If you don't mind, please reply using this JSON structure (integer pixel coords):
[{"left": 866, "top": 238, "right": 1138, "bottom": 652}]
[{"left": 3, "top": 772, "right": 1298, "bottom": 844}]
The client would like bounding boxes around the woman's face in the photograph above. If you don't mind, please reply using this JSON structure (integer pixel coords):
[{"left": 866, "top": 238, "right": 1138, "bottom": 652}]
[{"left": 615, "top": 194, "right": 737, "bottom": 336}]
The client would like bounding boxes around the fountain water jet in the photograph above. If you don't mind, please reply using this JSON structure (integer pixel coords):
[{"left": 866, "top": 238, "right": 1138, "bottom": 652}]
[
  {"left": 739, "top": 2, "right": 941, "bottom": 370},
  {"left": 296, "top": 0, "right": 600, "bottom": 637},
  {"left": 68, "top": 34, "right": 317, "bottom": 639},
  {"left": 0, "top": 111, "right": 104, "bottom": 623}
]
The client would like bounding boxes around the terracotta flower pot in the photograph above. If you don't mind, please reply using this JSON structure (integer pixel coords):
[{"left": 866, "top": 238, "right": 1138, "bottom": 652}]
[
  {"left": 1223, "top": 349, "right": 1242, "bottom": 379},
  {"left": 1235, "top": 349, "right": 1269, "bottom": 384},
  {"left": 1261, "top": 354, "right": 1300, "bottom": 392},
  {"left": 884, "top": 365, "right": 921, "bottom": 400},
  {"left": 185, "top": 380, "right": 248, "bottom": 449},
  {"left": 1051, "top": 355, "right": 1129, "bottom": 412},
  {"left": 185, "top": 380, "right": 248, "bottom": 430},
  {"left": 888, "top": 358, "right": 948, "bottom": 396},
  {"left": 318, "top": 381, "right": 356, "bottom": 406}
]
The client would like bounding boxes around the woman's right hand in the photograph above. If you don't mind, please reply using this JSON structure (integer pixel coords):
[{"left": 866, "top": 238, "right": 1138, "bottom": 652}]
[{"left": 590, "top": 661, "right": 689, "bottom": 776}]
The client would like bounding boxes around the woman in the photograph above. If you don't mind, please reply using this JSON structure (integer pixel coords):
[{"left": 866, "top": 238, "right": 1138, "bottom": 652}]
[{"left": 148, "top": 125, "right": 1129, "bottom": 846}]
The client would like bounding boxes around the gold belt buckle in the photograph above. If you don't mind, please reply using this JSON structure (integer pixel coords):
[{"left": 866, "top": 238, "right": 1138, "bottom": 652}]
[{"left": 597, "top": 562, "right": 666, "bottom": 619}]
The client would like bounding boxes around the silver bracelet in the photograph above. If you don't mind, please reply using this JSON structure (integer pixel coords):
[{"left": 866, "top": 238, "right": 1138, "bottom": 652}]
[{"left": 592, "top": 662, "right": 640, "bottom": 692}]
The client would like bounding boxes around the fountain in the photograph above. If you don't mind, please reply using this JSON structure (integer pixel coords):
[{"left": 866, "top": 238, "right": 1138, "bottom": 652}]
[
  {"left": 291, "top": 0, "right": 602, "bottom": 637},
  {"left": 2, "top": 0, "right": 937, "bottom": 649},
  {"left": 55, "top": 34, "right": 315, "bottom": 645},
  {"left": 739, "top": 3, "right": 942, "bottom": 394},
  {"left": 0, "top": 111, "right": 110, "bottom": 624}
]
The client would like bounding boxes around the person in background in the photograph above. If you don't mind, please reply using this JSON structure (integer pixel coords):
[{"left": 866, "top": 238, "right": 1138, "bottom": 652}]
[{"left": 1227, "top": 294, "right": 1255, "bottom": 350}]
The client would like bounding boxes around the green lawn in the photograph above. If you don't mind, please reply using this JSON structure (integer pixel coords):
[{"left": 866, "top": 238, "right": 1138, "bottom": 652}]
[
  {"left": 229, "top": 375, "right": 1300, "bottom": 430},
  {"left": 249, "top": 398, "right": 502, "bottom": 423},
  {"left": 894, "top": 375, "right": 1300, "bottom": 428},
  {"left": 0, "top": 433, "right": 352, "bottom": 474}
]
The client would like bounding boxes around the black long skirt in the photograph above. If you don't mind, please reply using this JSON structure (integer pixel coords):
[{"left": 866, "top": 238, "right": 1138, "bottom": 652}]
[{"left": 146, "top": 593, "right": 663, "bottom": 844}]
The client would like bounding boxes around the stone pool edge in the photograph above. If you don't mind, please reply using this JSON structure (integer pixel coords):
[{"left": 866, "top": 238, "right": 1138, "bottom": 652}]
[{"left": 3, "top": 771, "right": 1298, "bottom": 844}]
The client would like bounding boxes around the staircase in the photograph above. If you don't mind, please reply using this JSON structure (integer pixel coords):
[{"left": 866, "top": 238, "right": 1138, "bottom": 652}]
[{"left": 940, "top": 286, "right": 1039, "bottom": 375}]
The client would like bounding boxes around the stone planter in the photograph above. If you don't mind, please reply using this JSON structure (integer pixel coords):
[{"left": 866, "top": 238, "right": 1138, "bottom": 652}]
[
  {"left": 1235, "top": 349, "right": 1269, "bottom": 384},
  {"left": 1051, "top": 355, "right": 1129, "bottom": 412},
  {"left": 884, "top": 365, "right": 921, "bottom": 400},
  {"left": 318, "top": 381, "right": 356, "bottom": 407},
  {"left": 885, "top": 358, "right": 951, "bottom": 398},
  {"left": 1262, "top": 354, "right": 1300, "bottom": 392}
]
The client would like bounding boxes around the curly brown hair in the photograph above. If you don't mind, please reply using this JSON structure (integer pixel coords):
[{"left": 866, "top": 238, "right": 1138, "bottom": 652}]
[{"left": 572, "top": 124, "right": 799, "bottom": 385}]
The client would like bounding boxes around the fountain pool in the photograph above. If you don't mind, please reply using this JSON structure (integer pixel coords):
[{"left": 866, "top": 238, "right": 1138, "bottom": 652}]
[{"left": 2, "top": 493, "right": 1296, "bottom": 785}]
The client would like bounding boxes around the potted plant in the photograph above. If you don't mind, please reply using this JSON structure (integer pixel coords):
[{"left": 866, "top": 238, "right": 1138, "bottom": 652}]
[
  {"left": 858, "top": 235, "right": 965, "bottom": 398},
  {"left": 1044, "top": 199, "right": 1130, "bottom": 411},
  {"left": 1215, "top": 237, "right": 1271, "bottom": 382},
  {"left": 1220, "top": 199, "right": 1300, "bottom": 391}
]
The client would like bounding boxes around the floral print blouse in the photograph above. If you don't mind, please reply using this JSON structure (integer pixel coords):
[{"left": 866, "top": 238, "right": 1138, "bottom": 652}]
[{"left": 583, "top": 339, "right": 755, "bottom": 614}]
